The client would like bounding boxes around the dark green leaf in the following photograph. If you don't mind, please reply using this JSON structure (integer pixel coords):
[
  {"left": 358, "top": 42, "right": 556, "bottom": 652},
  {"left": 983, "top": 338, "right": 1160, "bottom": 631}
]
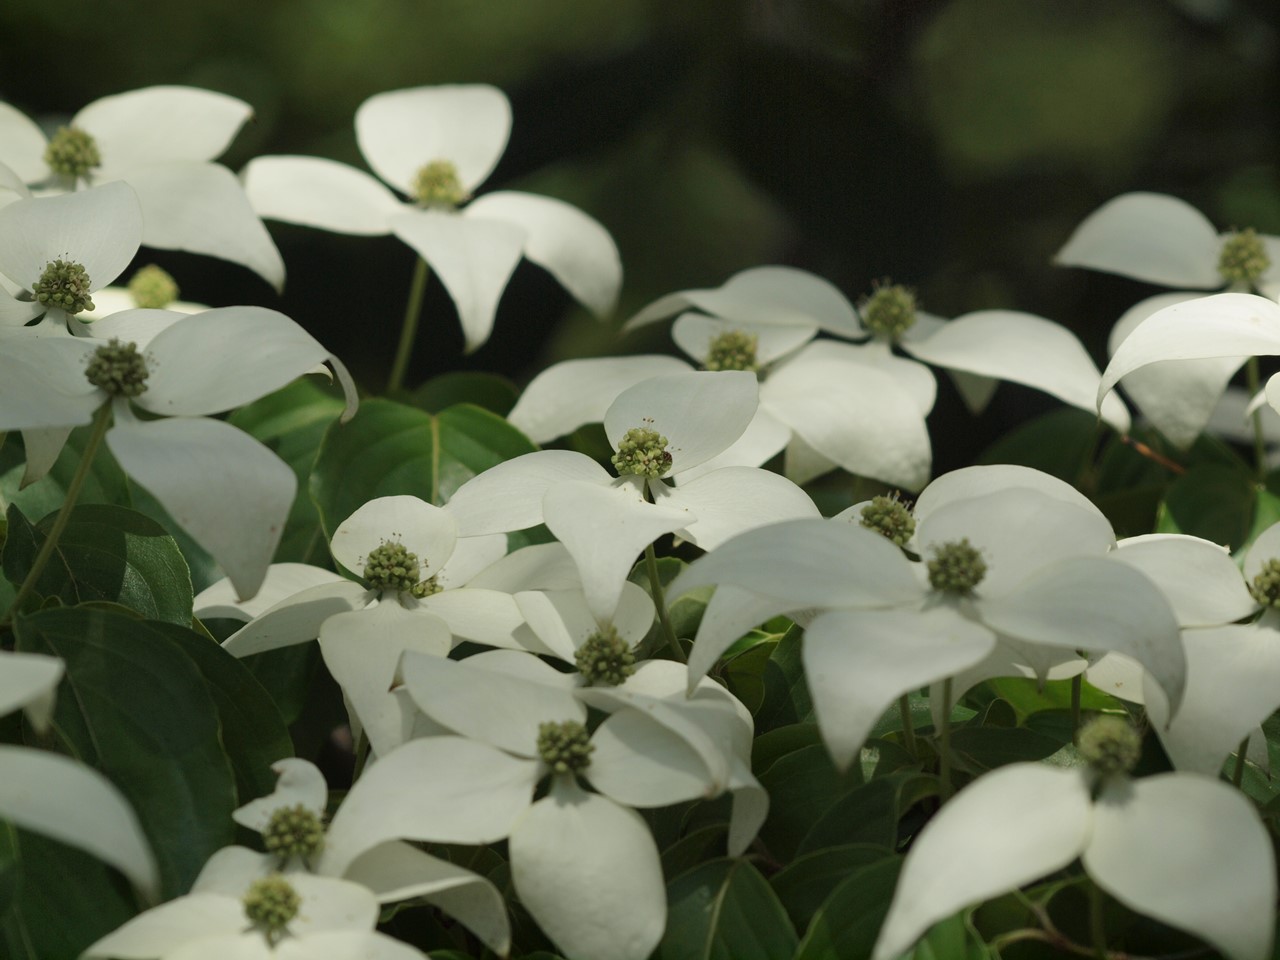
[
  {"left": 658, "top": 858, "right": 798, "bottom": 960},
  {"left": 949, "top": 725, "right": 1064, "bottom": 773},
  {"left": 661, "top": 824, "right": 730, "bottom": 880},
  {"left": 793, "top": 857, "right": 902, "bottom": 960},
  {"left": 126, "top": 483, "right": 222, "bottom": 595},
  {"left": 757, "top": 743, "right": 862, "bottom": 862},
  {"left": 902, "top": 910, "right": 992, "bottom": 959},
  {"left": 797, "top": 772, "right": 936, "bottom": 855},
  {"left": 756, "top": 626, "right": 813, "bottom": 731},
  {"left": 1155, "top": 463, "right": 1259, "bottom": 552},
  {"left": 772, "top": 844, "right": 898, "bottom": 930},
  {"left": 976, "top": 407, "right": 1098, "bottom": 482},
  {"left": 410, "top": 371, "right": 519, "bottom": 415}
]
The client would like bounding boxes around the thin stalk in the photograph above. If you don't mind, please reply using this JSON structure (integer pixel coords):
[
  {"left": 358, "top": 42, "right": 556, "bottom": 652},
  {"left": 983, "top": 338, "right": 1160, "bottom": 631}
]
[
  {"left": 1088, "top": 881, "right": 1109, "bottom": 960},
  {"left": 2, "top": 403, "right": 111, "bottom": 626},
  {"left": 387, "top": 257, "right": 431, "bottom": 394},
  {"left": 898, "top": 694, "right": 918, "bottom": 758},
  {"left": 1071, "top": 674, "right": 1083, "bottom": 745},
  {"left": 351, "top": 731, "right": 371, "bottom": 782},
  {"left": 645, "top": 543, "right": 685, "bottom": 663},
  {"left": 1247, "top": 357, "right": 1268, "bottom": 481},
  {"left": 939, "top": 678, "right": 954, "bottom": 801},
  {"left": 1232, "top": 735, "right": 1250, "bottom": 788}
]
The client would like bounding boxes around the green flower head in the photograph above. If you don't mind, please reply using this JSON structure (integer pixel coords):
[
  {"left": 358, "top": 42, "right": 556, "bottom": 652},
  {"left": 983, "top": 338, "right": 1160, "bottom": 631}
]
[
  {"left": 33, "top": 259, "right": 95, "bottom": 316},
  {"left": 927, "top": 538, "right": 986, "bottom": 594},
  {"left": 85, "top": 339, "right": 149, "bottom": 397},
  {"left": 537, "top": 720, "right": 593, "bottom": 774},
  {"left": 703, "top": 330, "right": 759, "bottom": 373},
  {"left": 859, "top": 494, "right": 915, "bottom": 547},
  {"left": 412, "top": 159, "right": 469, "bottom": 208},
  {"left": 127, "top": 264, "right": 180, "bottom": 309},
  {"left": 611, "top": 425, "right": 673, "bottom": 478},
  {"left": 574, "top": 625, "right": 636, "bottom": 686},
  {"left": 262, "top": 803, "right": 325, "bottom": 864},
  {"left": 1078, "top": 714, "right": 1142, "bottom": 778},
  {"left": 860, "top": 281, "right": 918, "bottom": 340},
  {"left": 1218, "top": 229, "right": 1270, "bottom": 286},
  {"left": 1249, "top": 558, "right": 1280, "bottom": 608},
  {"left": 44, "top": 126, "right": 101, "bottom": 180},
  {"left": 243, "top": 874, "right": 300, "bottom": 945}
]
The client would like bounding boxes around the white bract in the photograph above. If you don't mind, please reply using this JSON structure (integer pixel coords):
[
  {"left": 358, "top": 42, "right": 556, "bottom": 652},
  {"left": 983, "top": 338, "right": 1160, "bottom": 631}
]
[
  {"left": 0, "top": 86, "right": 284, "bottom": 290},
  {"left": 243, "top": 84, "right": 621, "bottom": 352}
]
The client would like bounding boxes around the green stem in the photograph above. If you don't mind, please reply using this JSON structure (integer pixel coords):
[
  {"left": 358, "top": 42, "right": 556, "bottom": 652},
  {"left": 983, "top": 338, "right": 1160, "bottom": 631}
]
[
  {"left": 1247, "top": 357, "right": 1267, "bottom": 482},
  {"left": 939, "top": 678, "right": 954, "bottom": 801},
  {"left": 898, "top": 694, "right": 918, "bottom": 758},
  {"left": 386, "top": 256, "right": 431, "bottom": 394},
  {"left": 2, "top": 403, "right": 111, "bottom": 626},
  {"left": 351, "top": 731, "right": 371, "bottom": 782},
  {"left": 1232, "top": 735, "right": 1250, "bottom": 788},
  {"left": 645, "top": 542, "right": 685, "bottom": 663},
  {"left": 1088, "top": 880, "right": 1109, "bottom": 960},
  {"left": 1071, "top": 674, "right": 1083, "bottom": 746}
]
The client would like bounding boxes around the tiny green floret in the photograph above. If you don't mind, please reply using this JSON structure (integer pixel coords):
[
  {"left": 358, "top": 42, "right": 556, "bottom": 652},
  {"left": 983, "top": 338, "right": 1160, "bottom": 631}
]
[
  {"left": 85, "top": 339, "right": 149, "bottom": 397},
  {"left": 575, "top": 625, "right": 636, "bottom": 686},
  {"left": 1078, "top": 714, "right": 1142, "bottom": 777},
  {"left": 412, "top": 159, "right": 469, "bottom": 208},
  {"left": 243, "top": 874, "right": 300, "bottom": 946},
  {"left": 860, "top": 282, "right": 918, "bottom": 340},
  {"left": 611, "top": 426, "right": 672, "bottom": 478},
  {"left": 33, "top": 259, "right": 95, "bottom": 315},
  {"left": 927, "top": 538, "right": 986, "bottom": 593},
  {"left": 1249, "top": 558, "right": 1280, "bottom": 607},
  {"left": 263, "top": 804, "right": 325, "bottom": 864},
  {"left": 537, "top": 720, "right": 593, "bottom": 774},
  {"left": 127, "top": 264, "right": 180, "bottom": 309},
  {"left": 703, "top": 330, "right": 759, "bottom": 372},
  {"left": 1218, "top": 229, "right": 1271, "bottom": 286},
  {"left": 362, "top": 541, "right": 423, "bottom": 594},
  {"left": 43, "top": 126, "right": 100, "bottom": 179},
  {"left": 859, "top": 494, "right": 915, "bottom": 547}
]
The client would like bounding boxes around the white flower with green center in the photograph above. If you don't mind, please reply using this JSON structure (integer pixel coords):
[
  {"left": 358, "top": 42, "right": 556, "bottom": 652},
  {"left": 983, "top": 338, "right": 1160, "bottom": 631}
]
[
  {"left": 0, "top": 86, "right": 284, "bottom": 290},
  {"left": 444, "top": 370, "right": 818, "bottom": 620},
  {"left": 872, "top": 756, "right": 1276, "bottom": 960},
  {"left": 242, "top": 84, "right": 621, "bottom": 353},
  {"left": 668, "top": 464, "right": 1185, "bottom": 769},
  {"left": 0, "top": 305, "right": 357, "bottom": 599}
]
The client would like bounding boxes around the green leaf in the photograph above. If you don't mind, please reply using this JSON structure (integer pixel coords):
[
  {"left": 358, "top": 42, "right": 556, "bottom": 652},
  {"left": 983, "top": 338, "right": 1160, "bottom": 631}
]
[
  {"left": 0, "top": 424, "right": 131, "bottom": 521},
  {"left": 772, "top": 844, "right": 899, "bottom": 931},
  {"left": 902, "top": 911, "right": 992, "bottom": 960},
  {"left": 793, "top": 857, "right": 903, "bottom": 960},
  {"left": 13, "top": 607, "right": 236, "bottom": 897},
  {"left": 410, "top": 371, "right": 520, "bottom": 415},
  {"left": 658, "top": 858, "right": 798, "bottom": 960},
  {"left": 230, "top": 378, "right": 346, "bottom": 565},
  {"left": 797, "top": 772, "right": 937, "bottom": 855},
  {"left": 756, "top": 626, "right": 813, "bottom": 731},
  {"left": 1155, "top": 463, "right": 1260, "bottom": 552},
  {"left": 310, "top": 399, "right": 537, "bottom": 536},
  {"left": 757, "top": 743, "right": 863, "bottom": 862},
  {"left": 976, "top": 407, "right": 1098, "bottom": 481},
  {"left": 661, "top": 824, "right": 730, "bottom": 880},
  {"left": 2, "top": 504, "right": 192, "bottom": 625},
  {"left": 980, "top": 676, "right": 1123, "bottom": 721},
  {"left": 126, "top": 483, "right": 222, "bottom": 595},
  {"left": 948, "top": 725, "right": 1064, "bottom": 773}
]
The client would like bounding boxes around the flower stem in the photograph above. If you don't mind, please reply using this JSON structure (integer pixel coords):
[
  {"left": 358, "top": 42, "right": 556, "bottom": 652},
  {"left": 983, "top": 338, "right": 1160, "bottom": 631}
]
[
  {"left": 1071, "top": 673, "right": 1083, "bottom": 745},
  {"left": 1088, "top": 880, "right": 1109, "bottom": 960},
  {"left": 938, "top": 678, "right": 954, "bottom": 801},
  {"left": 387, "top": 256, "right": 431, "bottom": 394},
  {"left": 1232, "top": 735, "right": 1250, "bottom": 788},
  {"left": 645, "top": 542, "right": 685, "bottom": 663},
  {"left": 898, "top": 694, "right": 918, "bottom": 758},
  {"left": 2, "top": 403, "right": 111, "bottom": 626},
  {"left": 1247, "top": 357, "right": 1268, "bottom": 481}
]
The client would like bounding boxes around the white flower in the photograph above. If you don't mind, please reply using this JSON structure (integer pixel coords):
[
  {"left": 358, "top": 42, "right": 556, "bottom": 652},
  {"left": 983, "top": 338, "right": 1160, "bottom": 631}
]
[
  {"left": 242, "top": 84, "right": 621, "bottom": 352},
  {"left": 0, "top": 86, "right": 284, "bottom": 290}
]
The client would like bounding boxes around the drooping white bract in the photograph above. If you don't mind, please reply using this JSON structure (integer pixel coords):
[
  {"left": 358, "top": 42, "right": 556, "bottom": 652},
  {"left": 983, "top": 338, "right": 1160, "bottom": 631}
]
[
  {"left": 0, "top": 305, "right": 357, "bottom": 599},
  {"left": 871, "top": 763, "right": 1276, "bottom": 960},
  {"left": 0, "top": 650, "right": 159, "bottom": 901},
  {"left": 668, "top": 465, "right": 1185, "bottom": 769},
  {"left": 229, "top": 758, "right": 510, "bottom": 955},
  {"left": 242, "top": 84, "right": 621, "bottom": 352},
  {"left": 83, "top": 843, "right": 428, "bottom": 960},
  {"left": 445, "top": 370, "right": 819, "bottom": 620},
  {"left": 0, "top": 86, "right": 284, "bottom": 291}
]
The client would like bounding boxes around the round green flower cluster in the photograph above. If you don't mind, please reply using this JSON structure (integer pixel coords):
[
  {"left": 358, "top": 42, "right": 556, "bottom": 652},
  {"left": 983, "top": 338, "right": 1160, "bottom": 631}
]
[
  {"left": 34, "top": 259, "right": 95, "bottom": 315},
  {"left": 85, "top": 339, "right": 150, "bottom": 397},
  {"left": 537, "top": 720, "right": 594, "bottom": 774},
  {"left": 263, "top": 803, "right": 326, "bottom": 863},
  {"left": 412, "top": 159, "right": 469, "bottom": 208},
  {"left": 44, "top": 126, "right": 101, "bottom": 179},
  {"left": 860, "top": 283, "right": 918, "bottom": 339},
  {"left": 1218, "top": 229, "right": 1271, "bottom": 286},
  {"left": 927, "top": 538, "right": 986, "bottom": 594},
  {"left": 703, "top": 330, "right": 759, "bottom": 372},
  {"left": 859, "top": 494, "right": 915, "bottom": 547},
  {"left": 575, "top": 625, "right": 637, "bottom": 686},
  {"left": 611, "top": 426, "right": 673, "bottom": 478}
]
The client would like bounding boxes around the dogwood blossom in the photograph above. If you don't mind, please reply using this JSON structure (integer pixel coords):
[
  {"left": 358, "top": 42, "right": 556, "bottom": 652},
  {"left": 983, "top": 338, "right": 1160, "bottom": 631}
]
[{"left": 243, "top": 84, "right": 621, "bottom": 352}]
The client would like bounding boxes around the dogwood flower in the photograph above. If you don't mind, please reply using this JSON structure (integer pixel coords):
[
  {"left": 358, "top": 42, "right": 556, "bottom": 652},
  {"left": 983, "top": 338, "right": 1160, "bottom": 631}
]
[
  {"left": 445, "top": 370, "right": 819, "bottom": 619},
  {"left": 0, "top": 86, "right": 284, "bottom": 290},
  {"left": 243, "top": 84, "right": 621, "bottom": 352},
  {"left": 872, "top": 733, "right": 1276, "bottom": 960}
]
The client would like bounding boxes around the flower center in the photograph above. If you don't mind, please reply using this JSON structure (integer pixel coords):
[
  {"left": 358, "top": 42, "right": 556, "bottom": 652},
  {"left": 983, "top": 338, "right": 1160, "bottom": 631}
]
[
  {"left": 85, "top": 339, "right": 149, "bottom": 397},
  {"left": 43, "top": 126, "right": 101, "bottom": 179},
  {"left": 703, "top": 330, "right": 759, "bottom": 372},
  {"left": 574, "top": 625, "right": 636, "bottom": 686},
  {"left": 537, "top": 720, "right": 593, "bottom": 774},
  {"left": 1249, "top": 558, "right": 1280, "bottom": 607},
  {"left": 412, "top": 159, "right": 469, "bottom": 208},
  {"left": 127, "top": 264, "right": 180, "bottom": 309},
  {"left": 243, "top": 874, "right": 300, "bottom": 946},
  {"left": 611, "top": 426, "right": 672, "bottom": 478},
  {"left": 33, "top": 259, "right": 94, "bottom": 315},
  {"left": 927, "top": 538, "right": 986, "bottom": 593},
  {"left": 860, "top": 282, "right": 918, "bottom": 340},
  {"left": 1218, "top": 229, "right": 1270, "bottom": 286},
  {"left": 859, "top": 494, "right": 915, "bottom": 547},
  {"left": 362, "top": 540, "right": 436, "bottom": 595},
  {"left": 262, "top": 804, "right": 326, "bottom": 864},
  {"left": 1077, "top": 715, "right": 1141, "bottom": 777}
]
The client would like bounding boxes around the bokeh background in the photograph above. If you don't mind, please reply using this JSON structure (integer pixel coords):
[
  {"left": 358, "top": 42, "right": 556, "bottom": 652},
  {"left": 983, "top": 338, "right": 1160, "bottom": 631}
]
[{"left": 3, "top": 0, "right": 1278, "bottom": 471}]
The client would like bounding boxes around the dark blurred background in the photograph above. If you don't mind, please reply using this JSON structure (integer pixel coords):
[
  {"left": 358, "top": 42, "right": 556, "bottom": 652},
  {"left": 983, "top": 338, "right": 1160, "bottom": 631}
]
[{"left": 3, "top": 0, "right": 1277, "bottom": 471}]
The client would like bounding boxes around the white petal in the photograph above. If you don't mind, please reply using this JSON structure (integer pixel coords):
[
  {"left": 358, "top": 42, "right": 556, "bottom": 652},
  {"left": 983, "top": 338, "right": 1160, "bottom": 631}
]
[
  {"left": 443, "top": 449, "right": 612, "bottom": 535},
  {"left": 1084, "top": 774, "right": 1276, "bottom": 960},
  {"left": 121, "top": 161, "right": 285, "bottom": 292},
  {"left": 872, "top": 764, "right": 1092, "bottom": 960},
  {"left": 0, "top": 290, "right": 42, "bottom": 330},
  {"left": 805, "top": 608, "right": 996, "bottom": 771},
  {"left": 654, "top": 466, "right": 819, "bottom": 551},
  {"left": 1100, "top": 293, "right": 1280, "bottom": 410},
  {"left": 510, "top": 779, "right": 665, "bottom": 960},
  {"left": 82, "top": 305, "right": 184, "bottom": 346},
  {"left": 0, "top": 745, "right": 159, "bottom": 899},
  {"left": 0, "top": 181, "right": 141, "bottom": 291},
  {"left": 390, "top": 210, "right": 525, "bottom": 353},
  {"left": 437, "top": 532, "right": 508, "bottom": 588},
  {"left": 284, "top": 873, "right": 380, "bottom": 935},
  {"left": 0, "top": 343, "right": 98, "bottom": 431},
  {"left": 727, "top": 755, "right": 769, "bottom": 857},
  {"left": 77, "top": 86, "right": 252, "bottom": 170},
  {"left": 107, "top": 412, "right": 295, "bottom": 601},
  {"left": 1244, "top": 520, "right": 1280, "bottom": 581},
  {"left": 195, "top": 563, "right": 347, "bottom": 622},
  {"left": 1085, "top": 652, "right": 1147, "bottom": 705},
  {"left": 220, "top": 581, "right": 371, "bottom": 657},
  {"left": 0, "top": 651, "right": 62, "bottom": 729},
  {"left": 677, "top": 406, "right": 793, "bottom": 482},
  {"left": 1054, "top": 192, "right": 1223, "bottom": 288},
  {"left": 0, "top": 102, "right": 48, "bottom": 183},
  {"left": 275, "top": 932, "right": 429, "bottom": 960},
  {"left": 605, "top": 370, "right": 758, "bottom": 474},
  {"left": 242, "top": 155, "right": 401, "bottom": 235},
  {"left": 329, "top": 495, "right": 457, "bottom": 579},
  {"left": 319, "top": 736, "right": 539, "bottom": 875},
  {"left": 671, "top": 312, "right": 816, "bottom": 366},
  {"left": 465, "top": 190, "right": 621, "bottom": 317},
  {"left": 465, "top": 541, "right": 581, "bottom": 592},
  {"left": 422, "top": 588, "right": 527, "bottom": 649},
  {"left": 18, "top": 426, "right": 73, "bottom": 487},
  {"left": 1113, "top": 534, "right": 1254, "bottom": 626},
  {"left": 625, "top": 265, "right": 861, "bottom": 338},
  {"left": 356, "top": 85, "right": 511, "bottom": 195},
  {"left": 83, "top": 894, "right": 242, "bottom": 958},
  {"left": 794, "top": 338, "right": 937, "bottom": 415},
  {"left": 912, "top": 463, "right": 1104, "bottom": 527},
  {"left": 507, "top": 354, "right": 692, "bottom": 444},
  {"left": 905, "top": 309, "right": 1131, "bottom": 433},
  {"left": 515, "top": 589, "right": 595, "bottom": 661},
  {"left": 686, "top": 585, "right": 792, "bottom": 693},
  {"left": 585, "top": 709, "right": 719, "bottom": 807},
  {"left": 232, "top": 758, "right": 328, "bottom": 831}
]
